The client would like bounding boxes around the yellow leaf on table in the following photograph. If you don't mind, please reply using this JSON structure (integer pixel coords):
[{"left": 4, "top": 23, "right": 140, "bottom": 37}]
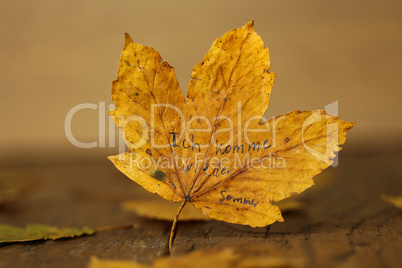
[
  {"left": 89, "top": 257, "right": 147, "bottom": 268},
  {"left": 382, "top": 195, "right": 402, "bottom": 208},
  {"left": 0, "top": 223, "right": 95, "bottom": 243},
  {"left": 108, "top": 21, "right": 355, "bottom": 251},
  {"left": 276, "top": 198, "right": 305, "bottom": 211}
]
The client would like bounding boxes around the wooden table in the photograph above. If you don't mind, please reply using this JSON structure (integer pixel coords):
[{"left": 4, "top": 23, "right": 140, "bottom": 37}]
[{"left": 0, "top": 148, "right": 401, "bottom": 267}]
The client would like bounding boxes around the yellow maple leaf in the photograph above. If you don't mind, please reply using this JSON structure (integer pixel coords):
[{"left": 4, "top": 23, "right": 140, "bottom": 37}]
[{"left": 108, "top": 21, "right": 355, "bottom": 252}]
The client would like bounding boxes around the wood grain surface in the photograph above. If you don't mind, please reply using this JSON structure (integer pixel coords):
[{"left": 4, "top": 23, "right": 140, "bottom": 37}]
[{"left": 0, "top": 148, "right": 401, "bottom": 268}]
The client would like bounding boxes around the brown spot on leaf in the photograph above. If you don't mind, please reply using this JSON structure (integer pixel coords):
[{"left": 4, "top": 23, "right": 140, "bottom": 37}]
[{"left": 151, "top": 170, "right": 166, "bottom": 182}]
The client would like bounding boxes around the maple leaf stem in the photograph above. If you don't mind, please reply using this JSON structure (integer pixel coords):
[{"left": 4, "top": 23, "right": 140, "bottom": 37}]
[{"left": 168, "top": 200, "right": 187, "bottom": 253}]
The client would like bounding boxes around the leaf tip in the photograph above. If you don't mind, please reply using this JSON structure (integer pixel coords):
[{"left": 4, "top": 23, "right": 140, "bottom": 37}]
[
  {"left": 345, "top": 120, "right": 356, "bottom": 131},
  {"left": 124, "top": 33, "right": 133, "bottom": 46},
  {"left": 107, "top": 155, "right": 116, "bottom": 163},
  {"left": 246, "top": 20, "right": 255, "bottom": 30}
]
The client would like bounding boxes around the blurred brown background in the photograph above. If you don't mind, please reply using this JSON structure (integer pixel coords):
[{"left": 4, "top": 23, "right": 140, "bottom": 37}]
[
  {"left": 1, "top": 0, "right": 401, "bottom": 162},
  {"left": 1, "top": 1, "right": 401, "bottom": 267}
]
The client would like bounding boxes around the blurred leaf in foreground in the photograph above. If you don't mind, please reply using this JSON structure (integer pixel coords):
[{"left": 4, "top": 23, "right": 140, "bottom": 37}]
[{"left": 89, "top": 248, "right": 307, "bottom": 268}]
